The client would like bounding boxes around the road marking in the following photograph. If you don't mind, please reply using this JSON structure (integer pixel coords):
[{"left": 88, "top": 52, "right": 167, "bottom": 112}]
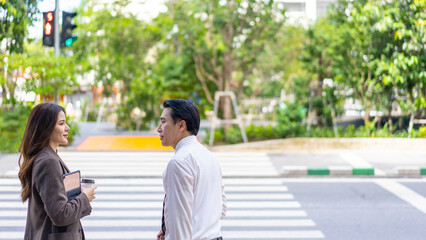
[
  {"left": 0, "top": 209, "right": 308, "bottom": 217},
  {"left": 8, "top": 177, "right": 426, "bottom": 185},
  {"left": 1, "top": 200, "right": 301, "bottom": 209},
  {"left": 3, "top": 151, "right": 279, "bottom": 178},
  {"left": 339, "top": 152, "right": 386, "bottom": 176},
  {"left": 0, "top": 177, "right": 324, "bottom": 239},
  {"left": 0, "top": 219, "right": 316, "bottom": 227},
  {"left": 0, "top": 193, "right": 294, "bottom": 201},
  {"left": 376, "top": 179, "right": 426, "bottom": 214},
  {"left": 0, "top": 230, "right": 325, "bottom": 239}
]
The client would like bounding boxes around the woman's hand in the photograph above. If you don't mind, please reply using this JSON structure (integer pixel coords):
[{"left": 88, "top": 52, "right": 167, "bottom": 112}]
[{"left": 81, "top": 186, "right": 97, "bottom": 202}]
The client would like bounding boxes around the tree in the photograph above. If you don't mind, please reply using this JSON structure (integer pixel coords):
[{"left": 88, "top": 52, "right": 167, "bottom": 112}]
[
  {"left": 254, "top": 24, "right": 308, "bottom": 98},
  {"left": 375, "top": 0, "right": 426, "bottom": 134},
  {"left": 0, "top": 42, "right": 78, "bottom": 153},
  {"left": 0, "top": 52, "right": 29, "bottom": 104},
  {"left": 327, "top": 0, "right": 388, "bottom": 126},
  {"left": 0, "top": 0, "right": 40, "bottom": 53},
  {"left": 165, "top": 0, "right": 286, "bottom": 120},
  {"left": 1, "top": 0, "right": 41, "bottom": 104},
  {"left": 1, "top": 42, "right": 78, "bottom": 105},
  {"left": 323, "top": 0, "right": 425, "bottom": 135},
  {"left": 72, "top": 0, "right": 162, "bottom": 128},
  {"left": 300, "top": 17, "right": 336, "bottom": 130}
]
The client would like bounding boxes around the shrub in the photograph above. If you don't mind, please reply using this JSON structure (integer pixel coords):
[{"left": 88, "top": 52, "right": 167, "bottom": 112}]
[
  {"left": 245, "top": 124, "right": 257, "bottom": 140},
  {"left": 202, "top": 128, "right": 225, "bottom": 144},
  {"left": 418, "top": 127, "right": 426, "bottom": 138},
  {"left": 0, "top": 105, "right": 31, "bottom": 153},
  {"left": 225, "top": 126, "right": 242, "bottom": 144},
  {"left": 342, "top": 125, "right": 356, "bottom": 137},
  {"left": 0, "top": 104, "right": 80, "bottom": 153},
  {"left": 66, "top": 116, "right": 80, "bottom": 145}
]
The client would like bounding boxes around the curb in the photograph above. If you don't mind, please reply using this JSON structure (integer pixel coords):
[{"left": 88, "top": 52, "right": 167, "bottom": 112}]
[
  {"left": 281, "top": 166, "right": 375, "bottom": 176},
  {"left": 395, "top": 167, "right": 426, "bottom": 177},
  {"left": 281, "top": 166, "right": 426, "bottom": 177}
]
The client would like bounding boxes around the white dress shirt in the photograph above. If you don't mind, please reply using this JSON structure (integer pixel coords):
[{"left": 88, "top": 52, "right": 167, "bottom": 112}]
[{"left": 163, "top": 135, "right": 226, "bottom": 240}]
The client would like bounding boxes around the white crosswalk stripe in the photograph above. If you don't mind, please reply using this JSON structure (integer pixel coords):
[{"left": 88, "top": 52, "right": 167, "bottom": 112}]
[
  {"left": 4, "top": 151, "right": 280, "bottom": 178},
  {"left": 0, "top": 177, "right": 325, "bottom": 239}
]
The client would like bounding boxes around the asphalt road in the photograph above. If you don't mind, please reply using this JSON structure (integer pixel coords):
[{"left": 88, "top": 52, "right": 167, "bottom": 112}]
[
  {"left": 2, "top": 178, "right": 426, "bottom": 239},
  {"left": 285, "top": 178, "right": 426, "bottom": 240}
]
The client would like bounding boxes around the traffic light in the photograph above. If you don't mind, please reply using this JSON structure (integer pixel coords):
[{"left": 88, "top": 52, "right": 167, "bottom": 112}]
[
  {"left": 43, "top": 11, "right": 55, "bottom": 47},
  {"left": 61, "top": 11, "right": 77, "bottom": 47}
]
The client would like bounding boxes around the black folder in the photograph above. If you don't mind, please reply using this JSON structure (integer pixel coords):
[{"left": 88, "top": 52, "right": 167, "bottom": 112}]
[{"left": 63, "top": 170, "right": 81, "bottom": 201}]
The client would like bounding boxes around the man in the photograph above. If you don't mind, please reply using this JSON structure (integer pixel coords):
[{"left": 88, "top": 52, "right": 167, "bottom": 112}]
[{"left": 156, "top": 99, "right": 226, "bottom": 240}]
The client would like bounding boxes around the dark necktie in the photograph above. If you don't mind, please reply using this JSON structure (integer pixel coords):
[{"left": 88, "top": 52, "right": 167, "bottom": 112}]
[{"left": 161, "top": 194, "right": 166, "bottom": 234}]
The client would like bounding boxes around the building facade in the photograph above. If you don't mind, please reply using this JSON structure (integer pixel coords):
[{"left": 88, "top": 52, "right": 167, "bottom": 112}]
[{"left": 280, "top": 0, "right": 336, "bottom": 26}]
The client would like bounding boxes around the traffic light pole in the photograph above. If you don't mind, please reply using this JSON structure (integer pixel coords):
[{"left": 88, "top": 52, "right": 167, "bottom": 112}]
[{"left": 54, "top": 0, "right": 60, "bottom": 56}]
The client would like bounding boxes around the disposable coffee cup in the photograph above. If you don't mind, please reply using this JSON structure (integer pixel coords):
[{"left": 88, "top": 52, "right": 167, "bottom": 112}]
[{"left": 81, "top": 178, "right": 95, "bottom": 188}]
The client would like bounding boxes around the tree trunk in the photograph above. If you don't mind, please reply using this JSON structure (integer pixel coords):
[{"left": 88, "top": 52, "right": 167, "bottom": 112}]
[
  {"left": 388, "top": 104, "right": 393, "bottom": 134},
  {"left": 407, "top": 89, "right": 415, "bottom": 137},
  {"left": 1, "top": 84, "right": 7, "bottom": 102},
  {"left": 408, "top": 110, "right": 414, "bottom": 137},
  {"left": 222, "top": 48, "right": 233, "bottom": 129},
  {"left": 363, "top": 109, "right": 371, "bottom": 128},
  {"left": 388, "top": 116, "right": 393, "bottom": 134},
  {"left": 306, "top": 81, "right": 314, "bottom": 132},
  {"left": 223, "top": 97, "right": 232, "bottom": 119},
  {"left": 330, "top": 103, "right": 338, "bottom": 137},
  {"left": 376, "top": 116, "right": 381, "bottom": 129}
]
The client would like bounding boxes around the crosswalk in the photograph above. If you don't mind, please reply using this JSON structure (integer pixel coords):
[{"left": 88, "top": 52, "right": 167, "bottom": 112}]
[
  {"left": 4, "top": 151, "right": 280, "bottom": 178},
  {"left": 0, "top": 177, "right": 324, "bottom": 239}
]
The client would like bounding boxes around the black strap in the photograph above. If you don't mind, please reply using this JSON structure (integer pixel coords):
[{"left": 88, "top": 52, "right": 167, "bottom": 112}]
[{"left": 161, "top": 194, "right": 166, "bottom": 233}]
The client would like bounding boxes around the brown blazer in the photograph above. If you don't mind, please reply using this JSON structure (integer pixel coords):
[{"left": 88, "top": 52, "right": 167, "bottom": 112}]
[{"left": 24, "top": 146, "right": 92, "bottom": 240}]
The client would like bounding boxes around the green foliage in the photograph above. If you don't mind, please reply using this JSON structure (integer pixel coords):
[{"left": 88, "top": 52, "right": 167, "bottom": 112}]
[
  {"left": 419, "top": 127, "right": 426, "bottom": 138},
  {"left": 0, "top": 104, "right": 80, "bottom": 153},
  {"left": 245, "top": 124, "right": 277, "bottom": 141},
  {"left": 305, "top": 126, "right": 335, "bottom": 138},
  {"left": 225, "top": 127, "right": 243, "bottom": 144},
  {"left": 66, "top": 116, "right": 80, "bottom": 145},
  {"left": 3, "top": 0, "right": 424, "bottom": 142},
  {"left": 330, "top": 0, "right": 424, "bottom": 127},
  {"left": 276, "top": 102, "right": 306, "bottom": 137},
  {"left": 247, "top": 24, "right": 308, "bottom": 98},
  {"left": 159, "top": 0, "right": 287, "bottom": 111},
  {"left": 294, "top": 0, "right": 426, "bottom": 133},
  {"left": 0, "top": 105, "right": 31, "bottom": 153},
  {"left": 202, "top": 128, "right": 225, "bottom": 144},
  {"left": 0, "top": 0, "right": 40, "bottom": 53},
  {"left": 203, "top": 121, "right": 425, "bottom": 145},
  {"left": 72, "top": 0, "right": 163, "bottom": 128},
  {"left": 342, "top": 125, "right": 356, "bottom": 137},
  {"left": 1, "top": 43, "right": 78, "bottom": 105}
]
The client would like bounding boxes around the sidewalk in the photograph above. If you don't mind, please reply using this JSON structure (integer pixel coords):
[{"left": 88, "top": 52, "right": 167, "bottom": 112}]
[
  {"left": 210, "top": 137, "right": 426, "bottom": 153},
  {"left": 2, "top": 121, "right": 425, "bottom": 178},
  {"left": 211, "top": 138, "right": 426, "bottom": 177}
]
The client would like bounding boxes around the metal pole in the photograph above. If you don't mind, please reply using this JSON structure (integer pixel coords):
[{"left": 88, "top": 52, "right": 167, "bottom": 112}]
[{"left": 54, "top": 0, "right": 60, "bottom": 56}]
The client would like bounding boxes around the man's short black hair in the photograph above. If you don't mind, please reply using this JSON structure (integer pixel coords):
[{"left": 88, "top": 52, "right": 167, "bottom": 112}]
[{"left": 163, "top": 99, "right": 200, "bottom": 136}]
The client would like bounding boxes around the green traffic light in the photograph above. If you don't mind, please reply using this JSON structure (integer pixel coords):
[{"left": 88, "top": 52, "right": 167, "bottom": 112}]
[{"left": 64, "top": 36, "right": 77, "bottom": 46}]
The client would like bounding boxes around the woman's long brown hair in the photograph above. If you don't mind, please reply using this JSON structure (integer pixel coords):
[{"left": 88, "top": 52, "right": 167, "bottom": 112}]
[{"left": 18, "top": 103, "right": 65, "bottom": 202}]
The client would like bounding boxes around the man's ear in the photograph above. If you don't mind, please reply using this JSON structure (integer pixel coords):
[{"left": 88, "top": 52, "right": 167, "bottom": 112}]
[{"left": 179, "top": 120, "right": 187, "bottom": 131}]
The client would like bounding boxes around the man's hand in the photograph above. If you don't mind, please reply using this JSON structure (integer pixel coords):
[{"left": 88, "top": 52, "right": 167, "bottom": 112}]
[{"left": 157, "top": 230, "right": 165, "bottom": 240}]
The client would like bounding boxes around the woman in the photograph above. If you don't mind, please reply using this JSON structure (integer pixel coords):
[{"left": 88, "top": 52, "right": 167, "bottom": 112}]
[{"left": 18, "top": 103, "right": 96, "bottom": 240}]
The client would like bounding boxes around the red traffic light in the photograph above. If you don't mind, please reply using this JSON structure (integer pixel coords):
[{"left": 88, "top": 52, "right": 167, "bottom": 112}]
[
  {"left": 43, "top": 11, "right": 55, "bottom": 47},
  {"left": 45, "top": 22, "right": 53, "bottom": 35},
  {"left": 46, "top": 12, "right": 53, "bottom": 21},
  {"left": 44, "top": 11, "right": 54, "bottom": 35}
]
